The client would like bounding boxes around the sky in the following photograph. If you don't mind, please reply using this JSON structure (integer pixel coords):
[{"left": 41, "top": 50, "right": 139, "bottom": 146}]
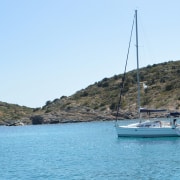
[{"left": 0, "top": 0, "right": 180, "bottom": 108}]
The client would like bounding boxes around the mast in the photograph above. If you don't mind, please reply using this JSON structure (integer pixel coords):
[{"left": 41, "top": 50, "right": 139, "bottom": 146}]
[{"left": 135, "top": 10, "right": 141, "bottom": 118}]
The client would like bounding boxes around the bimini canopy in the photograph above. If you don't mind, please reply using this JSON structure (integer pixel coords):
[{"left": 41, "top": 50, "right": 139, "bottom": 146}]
[
  {"left": 169, "top": 112, "right": 180, "bottom": 117},
  {"left": 140, "top": 108, "right": 167, "bottom": 114}
]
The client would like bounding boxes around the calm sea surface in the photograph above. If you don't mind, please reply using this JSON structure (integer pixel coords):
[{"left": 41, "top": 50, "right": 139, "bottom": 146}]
[{"left": 0, "top": 120, "right": 180, "bottom": 180}]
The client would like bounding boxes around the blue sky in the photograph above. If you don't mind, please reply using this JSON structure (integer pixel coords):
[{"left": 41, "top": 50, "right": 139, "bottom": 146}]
[{"left": 0, "top": 0, "right": 180, "bottom": 108}]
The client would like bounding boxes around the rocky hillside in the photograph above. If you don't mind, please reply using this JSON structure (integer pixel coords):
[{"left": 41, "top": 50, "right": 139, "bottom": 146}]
[
  {"left": 0, "top": 60, "right": 180, "bottom": 125},
  {"left": 0, "top": 102, "right": 34, "bottom": 125}
]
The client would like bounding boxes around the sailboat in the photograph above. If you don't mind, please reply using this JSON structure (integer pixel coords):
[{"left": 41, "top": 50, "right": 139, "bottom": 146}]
[{"left": 115, "top": 10, "right": 180, "bottom": 137}]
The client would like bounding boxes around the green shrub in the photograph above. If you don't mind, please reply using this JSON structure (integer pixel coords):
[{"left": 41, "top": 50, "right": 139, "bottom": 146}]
[
  {"left": 45, "top": 100, "right": 51, "bottom": 106},
  {"left": 80, "top": 91, "right": 89, "bottom": 97},
  {"left": 165, "top": 84, "right": 173, "bottom": 91},
  {"left": 110, "top": 102, "right": 116, "bottom": 110}
]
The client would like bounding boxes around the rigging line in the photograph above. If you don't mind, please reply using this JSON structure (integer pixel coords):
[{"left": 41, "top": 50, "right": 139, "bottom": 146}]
[{"left": 115, "top": 13, "right": 135, "bottom": 122}]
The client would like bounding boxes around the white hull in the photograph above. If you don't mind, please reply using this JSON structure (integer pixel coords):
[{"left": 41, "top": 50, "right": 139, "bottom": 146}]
[{"left": 116, "top": 125, "right": 180, "bottom": 138}]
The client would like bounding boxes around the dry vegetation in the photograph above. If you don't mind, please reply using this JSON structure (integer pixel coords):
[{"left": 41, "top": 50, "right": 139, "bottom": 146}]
[{"left": 0, "top": 60, "right": 180, "bottom": 125}]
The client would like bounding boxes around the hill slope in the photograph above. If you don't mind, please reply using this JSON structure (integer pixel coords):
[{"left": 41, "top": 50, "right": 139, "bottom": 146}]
[
  {"left": 0, "top": 60, "right": 180, "bottom": 125},
  {"left": 36, "top": 60, "right": 180, "bottom": 124},
  {"left": 0, "top": 101, "right": 34, "bottom": 125}
]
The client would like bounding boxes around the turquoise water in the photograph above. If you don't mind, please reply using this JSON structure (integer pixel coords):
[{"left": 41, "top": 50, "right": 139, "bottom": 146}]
[{"left": 0, "top": 121, "right": 180, "bottom": 180}]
